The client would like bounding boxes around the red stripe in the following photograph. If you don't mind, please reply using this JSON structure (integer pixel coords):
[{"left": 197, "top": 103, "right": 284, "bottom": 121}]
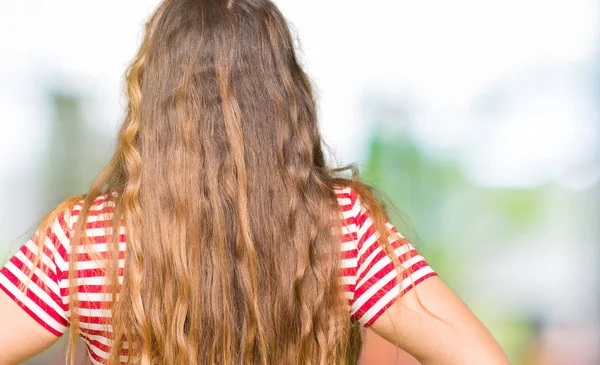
[
  {"left": 65, "top": 267, "right": 124, "bottom": 280},
  {"left": 72, "top": 204, "right": 114, "bottom": 218},
  {"left": 340, "top": 248, "right": 357, "bottom": 260},
  {"left": 339, "top": 267, "right": 357, "bottom": 277},
  {"left": 78, "top": 314, "right": 112, "bottom": 325},
  {"left": 338, "top": 232, "right": 356, "bottom": 244},
  {"left": 82, "top": 335, "right": 112, "bottom": 353},
  {"left": 80, "top": 326, "right": 113, "bottom": 338},
  {"left": 341, "top": 284, "right": 355, "bottom": 294},
  {"left": 76, "top": 299, "right": 116, "bottom": 310},
  {"left": 74, "top": 234, "right": 127, "bottom": 245},
  {"left": 329, "top": 216, "right": 353, "bottom": 228},
  {"left": 70, "top": 250, "right": 126, "bottom": 262},
  {"left": 86, "top": 220, "right": 114, "bottom": 230}
]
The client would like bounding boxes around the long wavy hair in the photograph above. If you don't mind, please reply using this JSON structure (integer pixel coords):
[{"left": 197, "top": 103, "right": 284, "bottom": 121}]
[{"left": 25, "top": 0, "right": 410, "bottom": 364}]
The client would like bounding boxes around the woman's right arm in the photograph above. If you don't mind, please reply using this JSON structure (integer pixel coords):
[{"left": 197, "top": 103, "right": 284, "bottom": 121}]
[
  {"left": 0, "top": 209, "right": 72, "bottom": 364},
  {"left": 369, "top": 275, "right": 511, "bottom": 365}
]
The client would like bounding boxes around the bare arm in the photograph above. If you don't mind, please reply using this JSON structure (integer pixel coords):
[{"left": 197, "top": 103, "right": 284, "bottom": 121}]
[
  {"left": 0, "top": 290, "right": 60, "bottom": 365},
  {"left": 369, "top": 276, "right": 510, "bottom": 365}
]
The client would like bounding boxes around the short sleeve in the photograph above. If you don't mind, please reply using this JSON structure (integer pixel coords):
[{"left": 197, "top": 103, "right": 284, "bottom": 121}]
[
  {"left": 348, "top": 189, "right": 437, "bottom": 327},
  {"left": 0, "top": 210, "right": 72, "bottom": 336}
]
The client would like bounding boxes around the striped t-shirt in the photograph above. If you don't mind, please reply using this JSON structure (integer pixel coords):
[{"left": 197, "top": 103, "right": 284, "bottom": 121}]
[{"left": 0, "top": 185, "right": 436, "bottom": 364}]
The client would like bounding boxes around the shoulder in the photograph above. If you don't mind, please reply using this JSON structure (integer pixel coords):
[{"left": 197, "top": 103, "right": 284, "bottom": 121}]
[
  {"left": 333, "top": 184, "right": 365, "bottom": 222},
  {"left": 71, "top": 194, "right": 114, "bottom": 212},
  {"left": 67, "top": 194, "right": 116, "bottom": 233},
  {"left": 333, "top": 184, "right": 361, "bottom": 207}
]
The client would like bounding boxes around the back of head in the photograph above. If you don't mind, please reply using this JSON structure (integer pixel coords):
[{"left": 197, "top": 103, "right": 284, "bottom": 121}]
[{"left": 67, "top": 0, "right": 364, "bottom": 364}]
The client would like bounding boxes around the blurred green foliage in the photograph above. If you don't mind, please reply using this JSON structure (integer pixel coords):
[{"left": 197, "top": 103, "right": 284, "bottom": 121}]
[{"left": 359, "top": 125, "right": 551, "bottom": 363}]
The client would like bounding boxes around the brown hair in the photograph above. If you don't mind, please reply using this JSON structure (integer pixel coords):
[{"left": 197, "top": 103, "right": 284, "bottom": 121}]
[{"left": 26, "top": 0, "right": 409, "bottom": 364}]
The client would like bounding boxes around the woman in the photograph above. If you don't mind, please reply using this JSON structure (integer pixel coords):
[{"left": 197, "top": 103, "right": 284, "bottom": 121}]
[{"left": 0, "top": 0, "right": 510, "bottom": 364}]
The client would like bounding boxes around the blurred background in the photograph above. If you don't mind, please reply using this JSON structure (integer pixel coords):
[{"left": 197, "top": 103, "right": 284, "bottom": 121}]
[{"left": 1, "top": 0, "right": 599, "bottom": 364}]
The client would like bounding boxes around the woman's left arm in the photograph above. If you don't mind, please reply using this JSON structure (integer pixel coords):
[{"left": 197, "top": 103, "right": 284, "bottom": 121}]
[
  {"left": 0, "top": 290, "right": 61, "bottom": 365},
  {"left": 369, "top": 275, "right": 511, "bottom": 365}
]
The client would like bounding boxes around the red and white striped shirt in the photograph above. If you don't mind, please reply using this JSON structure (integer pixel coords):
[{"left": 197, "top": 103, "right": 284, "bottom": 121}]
[{"left": 0, "top": 185, "right": 436, "bottom": 364}]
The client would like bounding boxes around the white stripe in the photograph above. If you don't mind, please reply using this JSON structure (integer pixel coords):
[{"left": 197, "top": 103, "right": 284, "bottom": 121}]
[
  {"left": 85, "top": 227, "right": 126, "bottom": 238},
  {"left": 73, "top": 259, "right": 125, "bottom": 271},
  {"left": 76, "top": 307, "right": 112, "bottom": 318},
  {"left": 399, "top": 266, "right": 435, "bottom": 293},
  {"left": 59, "top": 274, "right": 120, "bottom": 287},
  {"left": 336, "top": 197, "right": 351, "bottom": 206},
  {"left": 400, "top": 255, "right": 425, "bottom": 273},
  {"left": 79, "top": 321, "right": 114, "bottom": 332},
  {"left": 89, "top": 200, "right": 116, "bottom": 211},
  {"left": 340, "top": 257, "right": 357, "bottom": 269},
  {"left": 338, "top": 224, "right": 352, "bottom": 235},
  {"left": 70, "top": 292, "right": 115, "bottom": 303},
  {"left": 85, "top": 213, "right": 115, "bottom": 223},
  {"left": 334, "top": 186, "right": 351, "bottom": 195},
  {"left": 73, "top": 241, "right": 127, "bottom": 254},
  {"left": 340, "top": 240, "right": 356, "bottom": 252},
  {"left": 339, "top": 275, "right": 356, "bottom": 286},
  {"left": 80, "top": 331, "right": 112, "bottom": 347}
]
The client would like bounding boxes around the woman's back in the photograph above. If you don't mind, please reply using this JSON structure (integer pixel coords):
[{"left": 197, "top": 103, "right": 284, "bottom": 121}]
[{"left": 0, "top": 186, "right": 434, "bottom": 364}]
